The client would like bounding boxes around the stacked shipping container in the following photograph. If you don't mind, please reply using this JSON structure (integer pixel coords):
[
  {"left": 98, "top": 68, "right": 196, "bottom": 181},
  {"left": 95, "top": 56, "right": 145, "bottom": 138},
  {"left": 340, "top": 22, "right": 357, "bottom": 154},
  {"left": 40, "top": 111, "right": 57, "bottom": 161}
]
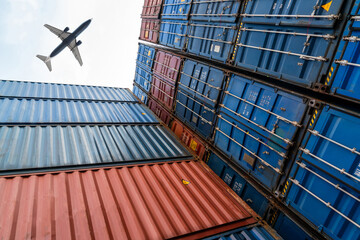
[{"left": 136, "top": 0, "right": 360, "bottom": 239}]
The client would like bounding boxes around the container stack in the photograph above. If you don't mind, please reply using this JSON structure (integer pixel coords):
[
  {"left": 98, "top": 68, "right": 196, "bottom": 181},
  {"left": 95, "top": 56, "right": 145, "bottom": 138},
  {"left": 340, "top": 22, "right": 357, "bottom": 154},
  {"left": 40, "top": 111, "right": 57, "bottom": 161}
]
[
  {"left": 139, "top": 0, "right": 162, "bottom": 43},
  {"left": 135, "top": 0, "right": 360, "bottom": 239}
]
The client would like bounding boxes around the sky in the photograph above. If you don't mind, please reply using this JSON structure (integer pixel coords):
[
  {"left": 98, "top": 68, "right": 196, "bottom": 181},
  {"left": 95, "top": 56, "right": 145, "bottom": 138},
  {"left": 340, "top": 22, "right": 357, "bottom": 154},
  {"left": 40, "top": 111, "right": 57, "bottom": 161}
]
[{"left": 0, "top": 0, "right": 143, "bottom": 89}]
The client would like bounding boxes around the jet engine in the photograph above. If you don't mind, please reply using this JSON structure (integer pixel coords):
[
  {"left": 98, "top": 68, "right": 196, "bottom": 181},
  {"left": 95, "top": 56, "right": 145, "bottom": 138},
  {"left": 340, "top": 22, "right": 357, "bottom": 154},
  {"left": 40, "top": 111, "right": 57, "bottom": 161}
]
[
  {"left": 76, "top": 40, "right": 82, "bottom": 46},
  {"left": 64, "top": 27, "right": 69, "bottom": 32}
]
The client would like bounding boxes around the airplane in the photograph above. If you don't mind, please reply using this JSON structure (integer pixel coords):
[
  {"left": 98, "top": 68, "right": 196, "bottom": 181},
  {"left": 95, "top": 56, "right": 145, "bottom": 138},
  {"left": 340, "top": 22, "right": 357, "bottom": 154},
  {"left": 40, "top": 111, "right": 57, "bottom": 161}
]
[{"left": 37, "top": 18, "right": 92, "bottom": 71}]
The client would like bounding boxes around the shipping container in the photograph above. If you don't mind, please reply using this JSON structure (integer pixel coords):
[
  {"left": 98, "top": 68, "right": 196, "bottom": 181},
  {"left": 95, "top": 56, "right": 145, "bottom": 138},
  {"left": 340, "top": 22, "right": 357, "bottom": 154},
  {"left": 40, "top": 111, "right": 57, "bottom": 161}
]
[
  {"left": 187, "top": 21, "right": 237, "bottom": 63},
  {"left": 140, "top": 19, "right": 160, "bottom": 43},
  {"left": 151, "top": 74, "right": 175, "bottom": 110},
  {"left": 161, "top": 0, "right": 192, "bottom": 20},
  {"left": 137, "top": 44, "right": 156, "bottom": 71},
  {"left": 171, "top": 118, "right": 207, "bottom": 160},
  {"left": 272, "top": 212, "right": 312, "bottom": 240},
  {"left": 190, "top": 0, "right": 241, "bottom": 23},
  {"left": 134, "top": 64, "right": 153, "bottom": 92},
  {"left": 0, "top": 160, "right": 259, "bottom": 239},
  {"left": 0, "top": 97, "right": 158, "bottom": 124},
  {"left": 153, "top": 50, "right": 182, "bottom": 84},
  {"left": 330, "top": 6, "right": 360, "bottom": 101},
  {"left": 0, "top": 79, "right": 137, "bottom": 101},
  {"left": 133, "top": 84, "right": 149, "bottom": 104},
  {"left": 204, "top": 223, "right": 281, "bottom": 240},
  {"left": 147, "top": 97, "right": 172, "bottom": 125},
  {"left": 206, "top": 151, "right": 270, "bottom": 218},
  {"left": 285, "top": 105, "right": 360, "bottom": 240},
  {"left": 141, "top": 0, "right": 163, "bottom": 19},
  {"left": 214, "top": 74, "right": 309, "bottom": 190},
  {"left": 159, "top": 20, "right": 188, "bottom": 49},
  {"left": 0, "top": 125, "right": 191, "bottom": 173},
  {"left": 234, "top": 0, "right": 353, "bottom": 87}
]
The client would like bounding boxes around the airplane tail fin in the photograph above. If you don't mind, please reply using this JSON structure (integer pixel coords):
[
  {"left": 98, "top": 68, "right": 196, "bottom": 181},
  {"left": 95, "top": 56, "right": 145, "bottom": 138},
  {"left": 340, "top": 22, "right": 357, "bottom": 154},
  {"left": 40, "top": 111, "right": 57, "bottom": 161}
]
[{"left": 36, "top": 55, "right": 52, "bottom": 72}]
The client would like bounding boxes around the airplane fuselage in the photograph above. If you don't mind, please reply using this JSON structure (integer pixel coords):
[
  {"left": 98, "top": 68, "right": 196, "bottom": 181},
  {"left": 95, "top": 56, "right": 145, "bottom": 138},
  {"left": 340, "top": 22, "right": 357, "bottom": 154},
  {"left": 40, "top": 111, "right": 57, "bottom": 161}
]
[{"left": 50, "top": 19, "right": 91, "bottom": 58}]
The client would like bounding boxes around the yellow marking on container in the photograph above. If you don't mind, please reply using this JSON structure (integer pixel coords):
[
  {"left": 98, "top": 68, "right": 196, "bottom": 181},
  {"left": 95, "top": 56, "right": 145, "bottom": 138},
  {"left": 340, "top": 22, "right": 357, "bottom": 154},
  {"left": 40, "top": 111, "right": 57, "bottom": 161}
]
[
  {"left": 329, "top": 72, "right": 332, "bottom": 77},
  {"left": 182, "top": 179, "right": 190, "bottom": 185},
  {"left": 142, "top": 112, "right": 146, "bottom": 115},
  {"left": 179, "top": 7, "right": 182, "bottom": 12},
  {"left": 331, "top": 66, "right": 334, "bottom": 71},
  {"left": 145, "top": 31, "right": 149, "bottom": 38},
  {"left": 148, "top": 51, "right": 151, "bottom": 56},
  {"left": 322, "top": 1, "right": 333, "bottom": 12},
  {"left": 141, "top": 96, "right": 145, "bottom": 101},
  {"left": 315, "top": 110, "right": 318, "bottom": 115},
  {"left": 270, "top": 210, "right": 279, "bottom": 225},
  {"left": 190, "top": 139, "right": 198, "bottom": 151}
]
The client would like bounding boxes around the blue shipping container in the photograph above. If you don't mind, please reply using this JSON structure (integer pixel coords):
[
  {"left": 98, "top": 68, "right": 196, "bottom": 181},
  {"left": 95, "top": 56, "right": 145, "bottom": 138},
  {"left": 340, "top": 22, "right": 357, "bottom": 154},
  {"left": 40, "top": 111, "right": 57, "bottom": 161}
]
[
  {"left": 137, "top": 44, "right": 156, "bottom": 71},
  {"left": 330, "top": 8, "right": 360, "bottom": 101},
  {"left": 159, "top": 20, "right": 188, "bottom": 49},
  {"left": 0, "top": 98, "right": 158, "bottom": 124},
  {"left": 190, "top": 0, "right": 241, "bottom": 23},
  {"left": 0, "top": 125, "right": 191, "bottom": 173},
  {"left": 286, "top": 106, "right": 360, "bottom": 240},
  {"left": 161, "top": 0, "right": 192, "bottom": 20},
  {"left": 187, "top": 21, "right": 237, "bottom": 63},
  {"left": 134, "top": 64, "right": 153, "bottom": 92},
  {"left": 0, "top": 80, "right": 136, "bottom": 101},
  {"left": 207, "top": 152, "right": 270, "bottom": 218},
  {"left": 272, "top": 212, "right": 312, "bottom": 240},
  {"left": 214, "top": 74, "right": 308, "bottom": 190},
  {"left": 133, "top": 84, "right": 149, "bottom": 104}
]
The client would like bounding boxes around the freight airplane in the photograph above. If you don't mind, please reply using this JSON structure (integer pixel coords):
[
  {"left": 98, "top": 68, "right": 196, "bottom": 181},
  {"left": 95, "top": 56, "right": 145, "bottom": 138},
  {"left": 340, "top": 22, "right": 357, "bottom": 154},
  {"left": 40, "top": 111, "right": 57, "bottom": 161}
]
[{"left": 37, "top": 18, "right": 92, "bottom": 71}]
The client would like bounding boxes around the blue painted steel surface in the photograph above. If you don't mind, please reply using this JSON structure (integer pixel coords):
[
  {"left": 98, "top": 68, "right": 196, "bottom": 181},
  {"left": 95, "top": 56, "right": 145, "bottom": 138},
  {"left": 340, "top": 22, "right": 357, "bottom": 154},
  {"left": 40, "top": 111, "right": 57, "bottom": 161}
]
[
  {"left": 0, "top": 125, "right": 191, "bottom": 172},
  {"left": 134, "top": 64, "right": 152, "bottom": 92},
  {"left": 190, "top": 0, "right": 241, "bottom": 22},
  {"left": 133, "top": 84, "right": 149, "bottom": 104},
  {"left": 0, "top": 80, "right": 136, "bottom": 101},
  {"left": 330, "top": 4, "right": 360, "bottom": 101},
  {"left": 0, "top": 98, "right": 158, "bottom": 124},
  {"left": 159, "top": 20, "right": 188, "bottom": 49},
  {"left": 214, "top": 74, "right": 308, "bottom": 190},
  {"left": 207, "top": 152, "right": 269, "bottom": 217},
  {"left": 187, "top": 21, "right": 237, "bottom": 63},
  {"left": 204, "top": 224, "right": 280, "bottom": 240},
  {"left": 161, "top": 0, "right": 192, "bottom": 20},
  {"left": 241, "top": 0, "right": 345, "bottom": 28},
  {"left": 273, "top": 212, "right": 312, "bottom": 240},
  {"left": 286, "top": 106, "right": 360, "bottom": 240},
  {"left": 137, "top": 44, "right": 156, "bottom": 71}
]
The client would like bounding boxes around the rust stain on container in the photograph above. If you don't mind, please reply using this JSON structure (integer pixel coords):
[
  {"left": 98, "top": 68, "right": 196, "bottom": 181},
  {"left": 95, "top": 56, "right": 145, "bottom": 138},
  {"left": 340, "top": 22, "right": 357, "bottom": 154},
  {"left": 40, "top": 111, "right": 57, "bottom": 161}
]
[{"left": 0, "top": 161, "right": 256, "bottom": 239}]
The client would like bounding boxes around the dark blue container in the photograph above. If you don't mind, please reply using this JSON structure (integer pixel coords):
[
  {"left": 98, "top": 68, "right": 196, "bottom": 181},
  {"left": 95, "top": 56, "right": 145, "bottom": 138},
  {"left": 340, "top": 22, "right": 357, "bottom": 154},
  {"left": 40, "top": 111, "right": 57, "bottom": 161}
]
[
  {"left": 272, "top": 212, "right": 312, "bottom": 240},
  {"left": 137, "top": 44, "right": 156, "bottom": 71},
  {"left": 286, "top": 105, "right": 360, "bottom": 240},
  {"left": 207, "top": 152, "right": 270, "bottom": 218},
  {"left": 330, "top": 2, "right": 360, "bottom": 101},
  {"left": 190, "top": 0, "right": 241, "bottom": 23},
  {"left": 187, "top": 21, "right": 237, "bottom": 63},
  {"left": 134, "top": 64, "right": 152, "bottom": 92},
  {"left": 133, "top": 84, "right": 149, "bottom": 104},
  {"left": 161, "top": 0, "right": 192, "bottom": 20},
  {"left": 159, "top": 20, "right": 188, "bottom": 49},
  {"left": 214, "top": 74, "right": 308, "bottom": 190}
]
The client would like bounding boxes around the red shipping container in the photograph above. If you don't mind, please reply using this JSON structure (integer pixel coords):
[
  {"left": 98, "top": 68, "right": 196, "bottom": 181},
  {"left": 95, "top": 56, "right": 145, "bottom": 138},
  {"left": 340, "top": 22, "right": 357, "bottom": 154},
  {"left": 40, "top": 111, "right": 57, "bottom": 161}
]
[
  {"left": 148, "top": 97, "right": 172, "bottom": 125},
  {"left": 0, "top": 161, "right": 257, "bottom": 239},
  {"left": 151, "top": 75, "right": 175, "bottom": 110},
  {"left": 141, "top": 0, "right": 162, "bottom": 19},
  {"left": 153, "top": 50, "right": 181, "bottom": 84},
  {"left": 172, "top": 118, "right": 207, "bottom": 160},
  {"left": 140, "top": 19, "right": 160, "bottom": 43}
]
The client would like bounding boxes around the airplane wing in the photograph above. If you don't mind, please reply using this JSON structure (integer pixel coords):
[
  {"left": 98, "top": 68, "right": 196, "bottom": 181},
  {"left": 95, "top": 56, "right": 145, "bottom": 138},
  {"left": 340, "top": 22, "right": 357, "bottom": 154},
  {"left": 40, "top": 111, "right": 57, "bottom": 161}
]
[
  {"left": 68, "top": 39, "right": 83, "bottom": 66},
  {"left": 44, "top": 24, "right": 70, "bottom": 40}
]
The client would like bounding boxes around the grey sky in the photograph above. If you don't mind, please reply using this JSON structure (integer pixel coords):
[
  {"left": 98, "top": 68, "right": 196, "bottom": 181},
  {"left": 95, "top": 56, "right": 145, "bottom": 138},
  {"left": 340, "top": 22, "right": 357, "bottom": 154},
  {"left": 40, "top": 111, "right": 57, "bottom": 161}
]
[{"left": 0, "top": 0, "right": 143, "bottom": 88}]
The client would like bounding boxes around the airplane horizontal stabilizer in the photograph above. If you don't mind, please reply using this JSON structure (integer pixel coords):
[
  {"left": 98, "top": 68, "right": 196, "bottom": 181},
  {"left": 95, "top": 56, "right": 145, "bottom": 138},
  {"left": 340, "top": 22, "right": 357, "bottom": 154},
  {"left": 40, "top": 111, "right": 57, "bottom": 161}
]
[{"left": 36, "top": 55, "right": 52, "bottom": 72}]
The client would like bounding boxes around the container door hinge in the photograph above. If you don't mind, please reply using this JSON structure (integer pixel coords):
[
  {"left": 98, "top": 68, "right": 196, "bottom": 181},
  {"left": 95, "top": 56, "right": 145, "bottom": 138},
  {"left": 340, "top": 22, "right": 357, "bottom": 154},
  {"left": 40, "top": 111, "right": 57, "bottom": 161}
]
[
  {"left": 313, "top": 83, "right": 329, "bottom": 93},
  {"left": 308, "top": 99, "right": 322, "bottom": 109}
]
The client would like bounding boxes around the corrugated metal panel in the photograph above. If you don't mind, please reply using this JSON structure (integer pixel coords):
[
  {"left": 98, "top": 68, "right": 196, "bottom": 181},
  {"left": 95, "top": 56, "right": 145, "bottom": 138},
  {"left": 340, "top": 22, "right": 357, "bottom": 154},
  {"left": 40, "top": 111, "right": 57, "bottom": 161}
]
[
  {"left": 148, "top": 98, "right": 172, "bottom": 125},
  {"left": 285, "top": 106, "right": 360, "bottom": 240},
  {"left": 0, "top": 80, "right": 136, "bottom": 101},
  {"left": 133, "top": 84, "right": 149, "bottom": 104},
  {"left": 137, "top": 44, "right": 156, "bottom": 71},
  {"left": 0, "top": 161, "right": 257, "bottom": 239},
  {"left": 0, "top": 125, "right": 191, "bottom": 172},
  {"left": 159, "top": 20, "right": 188, "bottom": 49},
  {"left": 273, "top": 212, "right": 312, "bottom": 240},
  {"left": 141, "top": 0, "right": 163, "bottom": 19},
  {"left": 140, "top": 19, "right": 160, "bottom": 43},
  {"left": 151, "top": 74, "right": 175, "bottom": 110},
  {"left": 190, "top": 0, "right": 241, "bottom": 23},
  {"left": 153, "top": 50, "right": 181, "bottom": 84},
  {"left": 134, "top": 64, "right": 153, "bottom": 92},
  {"left": 161, "top": 0, "right": 192, "bottom": 20},
  {"left": 187, "top": 21, "right": 237, "bottom": 63},
  {"left": 0, "top": 98, "right": 158, "bottom": 124}
]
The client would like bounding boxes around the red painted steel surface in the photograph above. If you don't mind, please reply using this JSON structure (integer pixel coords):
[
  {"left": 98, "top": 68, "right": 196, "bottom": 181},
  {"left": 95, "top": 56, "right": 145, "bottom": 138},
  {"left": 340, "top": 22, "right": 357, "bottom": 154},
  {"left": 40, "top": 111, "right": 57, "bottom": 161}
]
[
  {"left": 148, "top": 98, "right": 172, "bottom": 125},
  {"left": 153, "top": 50, "right": 181, "bottom": 84},
  {"left": 140, "top": 19, "right": 160, "bottom": 43},
  {"left": 141, "top": 0, "right": 162, "bottom": 19},
  {"left": 172, "top": 119, "right": 207, "bottom": 160},
  {"left": 151, "top": 74, "right": 175, "bottom": 110},
  {"left": 0, "top": 161, "right": 256, "bottom": 240}
]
